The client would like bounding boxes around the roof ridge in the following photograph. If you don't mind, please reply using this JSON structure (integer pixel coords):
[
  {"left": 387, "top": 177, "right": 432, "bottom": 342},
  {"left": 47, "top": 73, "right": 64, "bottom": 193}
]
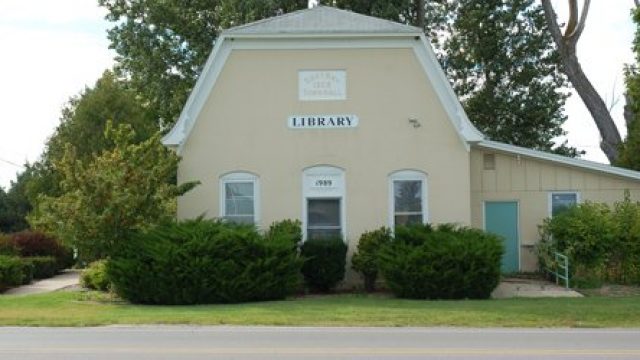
[{"left": 221, "top": 6, "right": 313, "bottom": 34}]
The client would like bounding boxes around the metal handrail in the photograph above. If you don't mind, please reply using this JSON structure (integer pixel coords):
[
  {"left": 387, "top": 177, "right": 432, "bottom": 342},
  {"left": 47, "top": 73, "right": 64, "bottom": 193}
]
[{"left": 553, "top": 252, "right": 570, "bottom": 289}]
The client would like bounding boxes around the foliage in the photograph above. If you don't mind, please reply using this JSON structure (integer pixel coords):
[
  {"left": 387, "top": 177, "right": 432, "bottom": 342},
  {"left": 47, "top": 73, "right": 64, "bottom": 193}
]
[
  {"left": 8, "top": 231, "right": 65, "bottom": 258},
  {"left": 81, "top": 260, "right": 111, "bottom": 292},
  {"left": 0, "top": 255, "right": 25, "bottom": 291},
  {"left": 620, "top": 8, "right": 640, "bottom": 170},
  {"left": 99, "top": 0, "right": 308, "bottom": 126},
  {"left": 300, "top": 237, "right": 348, "bottom": 292},
  {"left": 379, "top": 224, "right": 503, "bottom": 299},
  {"left": 0, "top": 174, "right": 31, "bottom": 233},
  {"left": 322, "top": 0, "right": 575, "bottom": 155},
  {"left": 28, "top": 122, "right": 194, "bottom": 263},
  {"left": 265, "top": 219, "right": 302, "bottom": 247},
  {"left": 22, "top": 257, "right": 60, "bottom": 279},
  {"left": 19, "top": 260, "right": 34, "bottom": 285},
  {"left": 0, "top": 234, "right": 17, "bottom": 256},
  {"left": 351, "top": 227, "right": 392, "bottom": 292},
  {"left": 108, "top": 219, "right": 302, "bottom": 305},
  {"left": 538, "top": 192, "right": 640, "bottom": 285}
]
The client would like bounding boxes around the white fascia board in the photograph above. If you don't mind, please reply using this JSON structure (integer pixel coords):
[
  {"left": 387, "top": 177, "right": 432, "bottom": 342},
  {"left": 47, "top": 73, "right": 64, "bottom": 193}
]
[
  {"left": 477, "top": 140, "right": 640, "bottom": 181},
  {"left": 224, "top": 32, "right": 422, "bottom": 39},
  {"left": 161, "top": 36, "right": 233, "bottom": 153},
  {"left": 412, "top": 34, "right": 485, "bottom": 150},
  {"left": 165, "top": 33, "right": 485, "bottom": 153}
]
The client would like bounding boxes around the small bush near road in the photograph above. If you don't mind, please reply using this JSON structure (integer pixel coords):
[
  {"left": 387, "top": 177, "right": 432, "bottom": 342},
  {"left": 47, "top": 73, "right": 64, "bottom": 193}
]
[
  {"left": 300, "top": 237, "right": 348, "bottom": 292},
  {"left": 108, "top": 219, "right": 302, "bottom": 305},
  {"left": 379, "top": 224, "right": 503, "bottom": 299},
  {"left": 0, "top": 255, "right": 24, "bottom": 291},
  {"left": 23, "top": 256, "right": 60, "bottom": 279},
  {"left": 538, "top": 191, "right": 640, "bottom": 286},
  {"left": 351, "top": 227, "right": 392, "bottom": 292},
  {"left": 81, "top": 260, "right": 110, "bottom": 291}
]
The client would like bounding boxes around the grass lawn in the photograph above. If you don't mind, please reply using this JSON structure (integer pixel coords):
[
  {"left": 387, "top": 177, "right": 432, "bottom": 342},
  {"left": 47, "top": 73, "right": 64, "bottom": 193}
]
[{"left": 0, "top": 291, "right": 639, "bottom": 327}]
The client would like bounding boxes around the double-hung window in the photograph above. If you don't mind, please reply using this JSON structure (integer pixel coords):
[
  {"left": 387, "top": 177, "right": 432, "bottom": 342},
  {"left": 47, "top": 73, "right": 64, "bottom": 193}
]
[
  {"left": 220, "top": 172, "right": 259, "bottom": 225},
  {"left": 549, "top": 192, "right": 579, "bottom": 217},
  {"left": 389, "top": 170, "right": 428, "bottom": 228}
]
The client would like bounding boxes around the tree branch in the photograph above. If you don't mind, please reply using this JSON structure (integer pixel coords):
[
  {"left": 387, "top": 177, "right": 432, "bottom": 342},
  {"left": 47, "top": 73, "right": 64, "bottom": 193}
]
[
  {"left": 571, "top": 0, "right": 591, "bottom": 41},
  {"left": 541, "top": 0, "right": 565, "bottom": 46},
  {"left": 565, "top": 0, "right": 578, "bottom": 37}
]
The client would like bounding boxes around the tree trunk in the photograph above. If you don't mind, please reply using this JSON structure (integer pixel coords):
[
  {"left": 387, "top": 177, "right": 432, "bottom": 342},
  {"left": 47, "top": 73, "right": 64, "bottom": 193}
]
[
  {"left": 559, "top": 42, "right": 622, "bottom": 162},
  {"left": 416, "top": 0, "right": 425, "bottom": 28},
  {"left": 541, "top": 0, "right": 622, "bottom": 163}
]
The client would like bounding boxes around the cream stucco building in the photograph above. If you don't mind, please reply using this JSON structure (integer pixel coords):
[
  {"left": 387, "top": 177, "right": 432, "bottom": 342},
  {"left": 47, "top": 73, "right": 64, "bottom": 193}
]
[{"left": 163, "top": 6, "right": 640, "bottom": 274}]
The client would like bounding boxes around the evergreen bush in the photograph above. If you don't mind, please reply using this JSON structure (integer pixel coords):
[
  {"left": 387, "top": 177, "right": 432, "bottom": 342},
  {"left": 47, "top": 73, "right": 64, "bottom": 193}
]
[
  {"left": 108, "top": 219, "right": 302, "bottom": 304},
  {"left": 81, "top": 260, "right": 110, "bottom": 291},
  {"left": 0, "top": 255, "right": 24, "bottom": 291},
  {"left": 23, "top": 256, "right": 60, "bottom": 279},
  {"left": 300, "top": 237, "right": 348, "bottom": 292},
  {"left": 265, "top": 219, "right": 302, "bottom": 248},
  {"left": 379, "top": 224, "right": 503, "bottom": 299},
  {"left": 351, "top": 227, "right": 392, "bottom": 292}
]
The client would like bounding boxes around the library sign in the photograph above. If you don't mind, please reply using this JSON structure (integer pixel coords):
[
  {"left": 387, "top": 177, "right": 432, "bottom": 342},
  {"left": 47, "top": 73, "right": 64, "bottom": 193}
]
[{"left": 288, "top": 115, "right": 359, "bottom": 129}]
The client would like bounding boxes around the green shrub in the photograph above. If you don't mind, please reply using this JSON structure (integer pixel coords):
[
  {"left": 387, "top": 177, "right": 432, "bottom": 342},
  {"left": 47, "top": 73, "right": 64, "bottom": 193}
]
[
  {"left": 108, "top": 219, "right": 302, "bottom": 305},
  {"left": 538, "top": 192, "right": 640, "bottom": 285},
  {"left": 379, "top": 224, "right": 503, "bottom": 299},
  {"left": 300, "top": 237, "right": 348, "bottom": 292},
  {"left": 351, "top": 227, "right": 392, "bottom": 292},
  {"left": 19, "top": 260, "right": 34, "bottom": 285},
  {"left": 81, "top": 260, "right": 110, "bottom": 291},
  {"left": 23, "top": 256, "right": 59, "bottom": 279},
  {"left": 0, "top": 234, "right": 18, "bottom": 256},
  {"left": 0, "top": 255, "right": 24, "bottom": 291},
  {"left": 265, "top": 219, "right": 302, "bottom": 247}
]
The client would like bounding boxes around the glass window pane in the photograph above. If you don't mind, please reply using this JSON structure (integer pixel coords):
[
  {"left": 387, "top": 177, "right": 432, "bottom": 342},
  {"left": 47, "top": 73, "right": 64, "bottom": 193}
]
[
  {"left": 308, "top": 199, "right": 340, "bottom": 227},
  {"left": 225, "top": 182, "right": 253, "bottom": 199},
  {"left": 394, "top": 180, "right": 422, "bottom": 212},
  {"left": 225, "top": 198, "right": 254, "bottom": 216},
  {"left": 394, "top": 214, "right": 423, "bottom": 227},
  {"left": 552, "top": 193, "right": 577, "bottom": 217}
]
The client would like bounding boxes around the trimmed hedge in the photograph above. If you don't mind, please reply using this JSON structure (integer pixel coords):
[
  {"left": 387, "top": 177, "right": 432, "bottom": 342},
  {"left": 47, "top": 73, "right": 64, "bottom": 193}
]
[
  {"left": 1, "top": 231, "right": 74, "bottom": 271},
  {"left": 265, "top": 219, "right": 302, "bottom": 247},
  {"left": 23, "top": 256, "right": 59, "bottom": 279},
  {"left": 379, "top": 224, "right": 503, "bottom": 299},
  {"left": 19, "top": 260, "right": 34, "bottom": 285},
  {"left": 300, "top": 237, "right": 348, "bottom": 292},
  {"left": 351, "top": 227, "right": 392, "bottom": 292},
  {"left": 81, "top": 260, "right": 110, "bottom": 291},
  {"left": 0, "top": 255, "right": 24, "bottom": 291},
  {"left": 108, "top": 219, "right": 302, "bottom": 305}
]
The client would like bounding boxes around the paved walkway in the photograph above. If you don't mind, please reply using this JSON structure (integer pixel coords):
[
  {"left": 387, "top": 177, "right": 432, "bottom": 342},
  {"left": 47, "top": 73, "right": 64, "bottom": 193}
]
[
  {"left": 4, "top": 270, "right": 80, "bottom": 296},
  {"left": 492, "top": 277, "right": 583, "bottom": 298}
]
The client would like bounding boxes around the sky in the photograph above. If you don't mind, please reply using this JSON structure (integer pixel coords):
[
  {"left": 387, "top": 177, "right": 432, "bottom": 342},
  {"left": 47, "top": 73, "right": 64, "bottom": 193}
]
[{"left": 0, "top": 0, "right": 637, "bottom": 189}]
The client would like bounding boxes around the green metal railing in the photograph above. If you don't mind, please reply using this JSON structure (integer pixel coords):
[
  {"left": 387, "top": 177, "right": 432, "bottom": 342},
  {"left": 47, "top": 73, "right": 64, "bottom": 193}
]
[{"left": 551, "top": 252, "right": 570, "bottom": 289}]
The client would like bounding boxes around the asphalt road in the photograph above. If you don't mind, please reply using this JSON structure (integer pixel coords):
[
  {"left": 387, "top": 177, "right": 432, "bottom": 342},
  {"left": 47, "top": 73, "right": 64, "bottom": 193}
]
[{"left": 1, "top": 326, "right": 639, "bottom": 360}]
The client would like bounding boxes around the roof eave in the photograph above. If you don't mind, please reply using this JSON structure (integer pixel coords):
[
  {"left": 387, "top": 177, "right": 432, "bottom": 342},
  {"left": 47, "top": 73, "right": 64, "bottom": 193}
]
[{"left": 222, "top": 32, "right": 423, "bottom": 39}]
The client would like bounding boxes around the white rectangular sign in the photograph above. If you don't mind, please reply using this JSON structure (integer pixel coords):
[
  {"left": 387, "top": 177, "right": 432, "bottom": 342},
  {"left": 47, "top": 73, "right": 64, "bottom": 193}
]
[
  {"left": 299, "top": 70, "right": 346, "bottom": 101},
  {"left": 288, "top": 115, "right": 359, "bottom": 129}
]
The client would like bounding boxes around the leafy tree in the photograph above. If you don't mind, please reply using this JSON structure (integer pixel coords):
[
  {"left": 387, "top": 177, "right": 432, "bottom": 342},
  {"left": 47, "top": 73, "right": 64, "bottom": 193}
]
[
  {"left": 620, "top": 7, "right": 640, "bottom": 171},
  {"left": 23, "top": 71, "right": 158, "bottom": 203},
  {"left": 28, "top": 122, "right": 196, "bottom": 262},
  {"left": 322, "top": 0, "right": 577, "bottom": 155},
  {"left": 0, "top": 171, "right": 32, "bottom": 233},
  {"left": 98, "top": 0, "right": 308, "bottom": 127}
]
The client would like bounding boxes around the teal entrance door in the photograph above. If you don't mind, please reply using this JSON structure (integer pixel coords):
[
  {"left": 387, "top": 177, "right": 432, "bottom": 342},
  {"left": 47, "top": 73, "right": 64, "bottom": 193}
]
[{"left": 484, "top": 201, "right": 519, "bottom": 273}]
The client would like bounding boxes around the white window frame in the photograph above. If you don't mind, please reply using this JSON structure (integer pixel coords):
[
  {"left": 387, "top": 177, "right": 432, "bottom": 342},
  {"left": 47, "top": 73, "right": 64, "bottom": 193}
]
[
  {"left": 548, "top": 191, "right": 580, "bottom": 218},
  {"left": 302, "top": 165, "right": 346, "bottom": 241},
  {"left": 219, "top": 171, "right": 260, "bottom": 226},
  {"left": 388, "top": 170, "right": 429, "bottom": 229}
]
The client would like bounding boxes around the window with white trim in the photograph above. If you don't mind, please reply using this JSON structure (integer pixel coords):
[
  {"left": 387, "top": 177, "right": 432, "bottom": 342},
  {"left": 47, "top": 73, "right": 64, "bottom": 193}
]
[
  {"left": 550, "top": 192, "right": 579, "bottom": 217},
  {"left": 389, "top": 170, "right": 428, "bottom": 228},
  {"left": 220, "top": 172, "right": 259, "bottom": 225}
]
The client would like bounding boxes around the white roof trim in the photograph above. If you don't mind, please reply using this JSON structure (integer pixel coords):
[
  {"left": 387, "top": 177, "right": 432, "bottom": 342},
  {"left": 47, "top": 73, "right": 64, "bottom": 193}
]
[
  {"left": 477, "top": 140, "right": 640, "bottom": 181},
  {"left": 163, "top": 34, "right": 484, "bottom": 153}
]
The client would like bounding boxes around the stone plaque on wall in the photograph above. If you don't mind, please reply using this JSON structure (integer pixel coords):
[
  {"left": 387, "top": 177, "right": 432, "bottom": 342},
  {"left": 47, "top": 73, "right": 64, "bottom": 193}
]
[{"left": 298, "top": 70, "right": 346, "bottom": 101}]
